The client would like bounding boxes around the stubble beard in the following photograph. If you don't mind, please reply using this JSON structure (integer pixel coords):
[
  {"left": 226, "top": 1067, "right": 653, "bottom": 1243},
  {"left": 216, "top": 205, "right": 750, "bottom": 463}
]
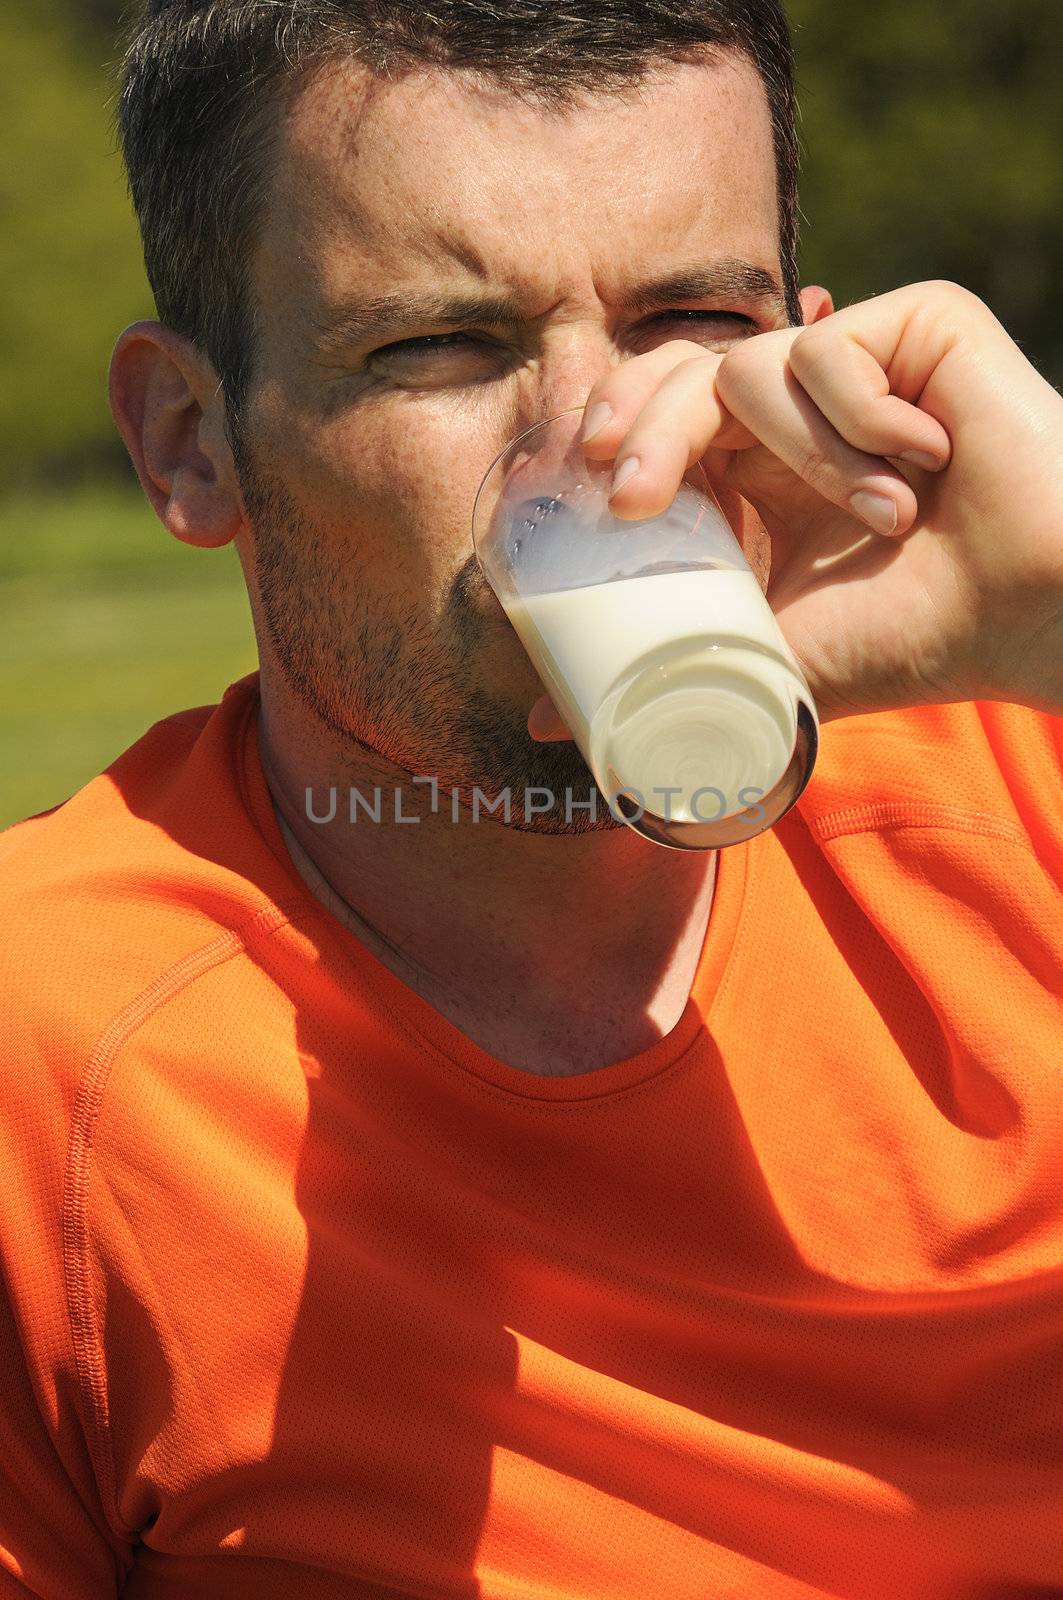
[{"left": 234, "top": 442, "right": 623, "bottom": 837}]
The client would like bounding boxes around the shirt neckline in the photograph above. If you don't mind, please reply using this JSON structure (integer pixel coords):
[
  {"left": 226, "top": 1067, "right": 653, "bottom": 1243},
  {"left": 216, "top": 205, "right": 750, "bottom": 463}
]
[{"left": 232, "top": 674, "right": 752, "bottom": 1104}]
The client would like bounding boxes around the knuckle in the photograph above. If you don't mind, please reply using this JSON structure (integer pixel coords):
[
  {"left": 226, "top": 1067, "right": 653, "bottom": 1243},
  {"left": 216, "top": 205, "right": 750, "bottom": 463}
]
[
  {"left": 793, "top": 442, "right": 835, "bottom": 492},
  {"left": 661, "top": 351, "right": 720, "bottom": 391},
  {"left": 715, "top": 340, "right": 760, "bottom": 400},
  {"left": 587, "top": 338, "right": 711, "bottom": 414},
  {"left": 668, "top": 337, "right": 720, "bottom": 362},
  {"left": 647, "top": 341, "right": 723, "bottom": 392},
  {"left": 787, "top": 325, "right": 836, "bottom": 375},
  {"left": 845, "top": 422, "right": 894, "bottom": 458},
  {"left": 847, "top": 424, "right": 891, "bottom": 456},
  {"left": 920, "top": 279, "right": 987, "bottom": 316},
  {"left": 627, "top": 337, "right": 710, "bottom": 376}
]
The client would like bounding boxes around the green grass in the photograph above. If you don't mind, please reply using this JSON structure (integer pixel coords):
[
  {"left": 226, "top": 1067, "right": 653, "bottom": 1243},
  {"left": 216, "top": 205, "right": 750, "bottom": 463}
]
[{"left": 0, "top": 483, "right": 257, "bottom": 831}]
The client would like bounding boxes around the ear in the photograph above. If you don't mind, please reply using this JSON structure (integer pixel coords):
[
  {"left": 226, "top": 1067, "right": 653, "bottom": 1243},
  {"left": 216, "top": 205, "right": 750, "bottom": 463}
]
[
  {"left": 798, "top": 284, "right": 835, "bottom": 325},
  {"left": 107, "top": 320, "right": 243, "bottom": 549}
]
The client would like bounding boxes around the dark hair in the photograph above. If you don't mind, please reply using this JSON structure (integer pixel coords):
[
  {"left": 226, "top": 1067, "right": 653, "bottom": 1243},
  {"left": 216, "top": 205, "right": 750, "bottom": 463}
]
[{"left": 114, "top": 0, "right": 801, "bottom": 454}]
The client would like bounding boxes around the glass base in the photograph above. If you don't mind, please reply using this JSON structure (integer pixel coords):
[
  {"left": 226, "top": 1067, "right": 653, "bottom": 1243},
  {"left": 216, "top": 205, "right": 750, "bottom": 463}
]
[{"left": 612, "top": 699, "right": 819, "bottom": 850}]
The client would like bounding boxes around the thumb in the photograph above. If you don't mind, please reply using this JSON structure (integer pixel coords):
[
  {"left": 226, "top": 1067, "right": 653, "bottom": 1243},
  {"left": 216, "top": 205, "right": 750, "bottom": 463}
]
[{"left": 527, "top": 693, "right": 575, "bottom": 742}]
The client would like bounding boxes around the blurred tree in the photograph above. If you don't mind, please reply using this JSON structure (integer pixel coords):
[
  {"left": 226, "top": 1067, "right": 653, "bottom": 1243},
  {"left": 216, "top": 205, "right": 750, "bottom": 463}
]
[
  {"left": 2, "top": 0, "right": 1060, "bottom": 492},
  {"left": 789, "top": 0, "right": 1063, "bottom": 377},
  {"left": 0, "top": 1, "right": 154, "bottom": 489}
]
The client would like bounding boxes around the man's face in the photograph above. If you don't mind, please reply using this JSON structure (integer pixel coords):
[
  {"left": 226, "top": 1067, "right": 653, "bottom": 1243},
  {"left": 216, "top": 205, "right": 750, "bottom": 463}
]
[{"left": 235, "top": 51, "right": 789, "bottom": 832}]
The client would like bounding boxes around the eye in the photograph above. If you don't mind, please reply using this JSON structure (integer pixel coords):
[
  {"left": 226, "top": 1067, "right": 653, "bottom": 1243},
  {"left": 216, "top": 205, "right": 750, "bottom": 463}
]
[
  {"left": 369, "top": 310, "right": 757, "bottom": 361},
  {"left": 370, "top": 331, "right": 478, "bottom": 360}
]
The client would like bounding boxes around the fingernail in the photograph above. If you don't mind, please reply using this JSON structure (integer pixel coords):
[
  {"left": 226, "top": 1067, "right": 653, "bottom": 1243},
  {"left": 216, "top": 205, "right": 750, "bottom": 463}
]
[
  {"left": 580, "top": 401, "right": 613, "bottom": 443},
  {"left": 851, "top": 490, "right": 898, "bottom": 535},
  {"left": 899, "top": 449, "right": 944, "bottom": 471},
  {"left": 611, "top": 456, "right": 641, "bottom": 496}
]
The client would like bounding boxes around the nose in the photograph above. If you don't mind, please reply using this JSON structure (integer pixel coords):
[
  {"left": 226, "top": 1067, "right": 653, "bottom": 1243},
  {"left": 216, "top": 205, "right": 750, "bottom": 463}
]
[{"left": 531, "top": 322, "right": 623, "bottom": 428}]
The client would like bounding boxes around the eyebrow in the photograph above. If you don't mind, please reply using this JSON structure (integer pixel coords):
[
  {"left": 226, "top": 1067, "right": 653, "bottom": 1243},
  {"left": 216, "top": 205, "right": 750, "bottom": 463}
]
[{"left": 309, "top": 259, "right": 788, "bottom": 352}]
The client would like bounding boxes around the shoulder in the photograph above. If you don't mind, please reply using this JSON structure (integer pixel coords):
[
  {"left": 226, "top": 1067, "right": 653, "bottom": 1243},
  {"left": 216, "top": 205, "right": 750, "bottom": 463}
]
[
  {"left": 0, "top": 672, "right": 297, "bottom": 1114},
  {"left": 797, "top": 698, "right": 1062, "bottom": 861}
]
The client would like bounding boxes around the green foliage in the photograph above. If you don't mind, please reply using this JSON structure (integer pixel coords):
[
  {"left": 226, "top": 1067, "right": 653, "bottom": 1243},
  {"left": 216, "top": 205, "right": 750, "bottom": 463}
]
[
  {"left": 0, "top": 2, "right": 154, "bottom": 490},
  {"left": 1, "top": 0, "right": 1060, "bottom": 492},
  {"left": 789, "top": 0, "right": 1063, "bottom": 376}
]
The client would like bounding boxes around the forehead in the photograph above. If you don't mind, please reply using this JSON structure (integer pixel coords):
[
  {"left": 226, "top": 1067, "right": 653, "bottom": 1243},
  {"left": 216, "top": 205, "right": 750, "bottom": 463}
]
[{"left": 254, "top": 51, "right": 780, "bottom": 328}]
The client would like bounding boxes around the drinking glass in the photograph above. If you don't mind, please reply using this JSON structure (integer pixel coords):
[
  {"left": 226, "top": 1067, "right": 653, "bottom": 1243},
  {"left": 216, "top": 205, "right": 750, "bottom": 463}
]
[{"left": 471, "top": 407, "right": 818, "bottom": 849}]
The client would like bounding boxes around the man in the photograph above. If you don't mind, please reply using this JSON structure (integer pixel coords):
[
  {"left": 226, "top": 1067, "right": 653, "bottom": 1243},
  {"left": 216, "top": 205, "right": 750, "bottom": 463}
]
[{"left": 1, "top": 0, "right": 1061, "bottom": 1594}]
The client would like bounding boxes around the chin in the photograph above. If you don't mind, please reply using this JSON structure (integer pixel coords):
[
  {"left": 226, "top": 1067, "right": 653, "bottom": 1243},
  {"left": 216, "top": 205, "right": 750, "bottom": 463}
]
[{"left": 375, "top": 678, "right": 624, "bottom": 837}]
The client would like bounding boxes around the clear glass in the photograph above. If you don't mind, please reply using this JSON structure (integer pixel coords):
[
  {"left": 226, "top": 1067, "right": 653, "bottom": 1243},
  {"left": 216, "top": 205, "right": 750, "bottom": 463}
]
[{"left": 471, "top": 407, "right": 818, "bottom": 849}]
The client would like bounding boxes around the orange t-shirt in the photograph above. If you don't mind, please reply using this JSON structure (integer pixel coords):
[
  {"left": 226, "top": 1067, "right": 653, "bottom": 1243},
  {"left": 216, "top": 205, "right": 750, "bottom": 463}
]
[{"left": 1, "top": 669, "right": 1062, "bottom": 1599}]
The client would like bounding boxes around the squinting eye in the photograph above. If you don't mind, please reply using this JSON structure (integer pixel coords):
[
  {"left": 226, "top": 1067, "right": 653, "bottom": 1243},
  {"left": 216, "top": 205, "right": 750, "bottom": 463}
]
[
  {"left": 371, "top": 332, "right": 476, "bottom": 360},
  {"left": 370, "top": 310, "right": 756, "bottom": 361}
]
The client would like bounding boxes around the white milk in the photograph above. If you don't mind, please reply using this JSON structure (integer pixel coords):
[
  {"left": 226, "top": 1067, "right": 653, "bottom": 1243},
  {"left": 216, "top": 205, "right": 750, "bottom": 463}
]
[{"left": 504, "top": 566, "right": 809, "bottom": 823}]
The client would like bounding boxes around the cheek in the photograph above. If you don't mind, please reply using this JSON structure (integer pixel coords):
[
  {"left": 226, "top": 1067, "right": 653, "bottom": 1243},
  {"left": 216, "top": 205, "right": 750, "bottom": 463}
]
[
  {"left": 255, "top": 371, "right": 526, "bottom": 597},
  {"left": 290, "top": 405, "right": 504, "bottom": 604}
]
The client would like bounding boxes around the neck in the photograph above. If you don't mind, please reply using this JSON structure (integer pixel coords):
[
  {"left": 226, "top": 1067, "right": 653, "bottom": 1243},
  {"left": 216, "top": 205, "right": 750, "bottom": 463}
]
[{"left": 256, "top": 677, "right": 718, "bottom": 1074}]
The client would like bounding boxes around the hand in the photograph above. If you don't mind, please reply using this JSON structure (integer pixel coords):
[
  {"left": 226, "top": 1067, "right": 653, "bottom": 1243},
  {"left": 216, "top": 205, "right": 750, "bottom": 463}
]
[{"left": 527, "top": 281, "right": 1063, "bottom": 740}]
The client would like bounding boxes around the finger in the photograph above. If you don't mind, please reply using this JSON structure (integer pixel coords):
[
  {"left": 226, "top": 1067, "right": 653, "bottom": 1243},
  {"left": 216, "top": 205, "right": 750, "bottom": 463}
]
[
  {"left": 795, "top": 279, "right": 996, "bottom": 405},
  {"left": 601, "top": 352, "right": 775, "bottom": 523},
  {"left": 577, "top": 339, "right": 758, "bottom": 463},
  {"left": 788, "top": 325, "right": 953, "bottom": 468},
  {"left": 711, "top": 331, "right": 919, "bottom": 536},
  {"left": 527, "top": 693, "right": 574, "bottom": 741}
]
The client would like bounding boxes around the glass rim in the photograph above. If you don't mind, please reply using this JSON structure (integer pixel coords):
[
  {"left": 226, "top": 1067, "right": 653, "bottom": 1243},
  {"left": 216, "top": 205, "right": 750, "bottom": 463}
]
[{"left": 471, "top": 405, "right": 714, "bottom": 556}]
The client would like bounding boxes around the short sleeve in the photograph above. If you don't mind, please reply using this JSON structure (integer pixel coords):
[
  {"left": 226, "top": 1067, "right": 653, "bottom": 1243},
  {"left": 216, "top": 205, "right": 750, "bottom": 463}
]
[
  {"left": 0, "top": 1267, "right": 131, "bottom": 1597},
  {"left": 0, "top": 824, "right": 137, "bottom": 1596}
]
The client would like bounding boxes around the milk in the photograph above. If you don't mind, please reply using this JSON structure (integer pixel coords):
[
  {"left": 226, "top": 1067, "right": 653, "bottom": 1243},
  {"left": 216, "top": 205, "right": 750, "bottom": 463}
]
[{"left": 504, "top": 566, "right": 809, "bottom": 823}]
